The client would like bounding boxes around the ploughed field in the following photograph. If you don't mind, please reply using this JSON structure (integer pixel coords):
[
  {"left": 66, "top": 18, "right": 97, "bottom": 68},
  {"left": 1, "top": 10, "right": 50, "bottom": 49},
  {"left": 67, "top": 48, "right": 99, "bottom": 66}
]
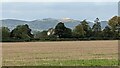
[{"left": 2, "top": 40, "right": 119, "bottom": 66}]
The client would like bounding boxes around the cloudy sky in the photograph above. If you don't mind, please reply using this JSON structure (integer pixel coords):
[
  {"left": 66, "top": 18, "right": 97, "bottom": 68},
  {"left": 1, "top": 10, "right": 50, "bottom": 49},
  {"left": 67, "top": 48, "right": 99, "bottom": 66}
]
[
  {"left": 1, "top": 0, "right": 119, "bottom": 2},
  {"left": 1, "top": 2, "right": 118, "bottom": 21}
]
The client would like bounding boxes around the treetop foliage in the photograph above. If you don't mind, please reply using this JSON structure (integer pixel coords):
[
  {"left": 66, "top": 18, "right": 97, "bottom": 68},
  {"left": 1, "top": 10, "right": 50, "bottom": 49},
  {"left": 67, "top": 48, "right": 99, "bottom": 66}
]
[{"left": 1, "top": 16, "right": 120, "bottom": 42}]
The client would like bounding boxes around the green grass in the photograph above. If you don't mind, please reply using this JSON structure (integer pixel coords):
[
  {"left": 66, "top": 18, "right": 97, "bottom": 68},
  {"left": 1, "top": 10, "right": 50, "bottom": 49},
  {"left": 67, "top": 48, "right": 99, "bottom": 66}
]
[
  {"left": 35, "top": 59, "right": 118, "bottom": 66},
  {"left": 3, "top": 59, "right": 118, "bottom": 66}
]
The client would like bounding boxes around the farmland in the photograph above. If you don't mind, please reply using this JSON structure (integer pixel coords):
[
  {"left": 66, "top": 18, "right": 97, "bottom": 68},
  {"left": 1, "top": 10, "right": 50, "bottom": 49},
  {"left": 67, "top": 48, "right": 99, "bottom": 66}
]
[{"left": 2, "top": 40, "right": 118, "bottom": 66}]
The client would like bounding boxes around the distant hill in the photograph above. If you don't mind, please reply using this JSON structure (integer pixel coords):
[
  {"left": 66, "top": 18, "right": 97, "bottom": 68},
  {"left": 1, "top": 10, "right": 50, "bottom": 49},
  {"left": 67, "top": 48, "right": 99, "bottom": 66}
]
[
  {"left": 1, "top": 19, "right": 28, "bottom": 30},
  {"left": 1, "top": 18, "right": 108, "bottom": 31}
]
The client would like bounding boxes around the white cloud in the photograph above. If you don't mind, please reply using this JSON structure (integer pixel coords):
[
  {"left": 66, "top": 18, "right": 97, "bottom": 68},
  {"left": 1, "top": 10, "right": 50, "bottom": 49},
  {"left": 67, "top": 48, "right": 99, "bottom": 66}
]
[{"left": 1, "top": 0, "right": 119, "bottom": 2}]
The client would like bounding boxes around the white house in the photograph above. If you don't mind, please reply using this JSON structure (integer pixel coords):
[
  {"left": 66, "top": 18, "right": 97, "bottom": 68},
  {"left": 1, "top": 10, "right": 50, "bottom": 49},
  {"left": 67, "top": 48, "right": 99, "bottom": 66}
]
[{"left": 47, "top": 28, "right": 55, "bottom": 36}]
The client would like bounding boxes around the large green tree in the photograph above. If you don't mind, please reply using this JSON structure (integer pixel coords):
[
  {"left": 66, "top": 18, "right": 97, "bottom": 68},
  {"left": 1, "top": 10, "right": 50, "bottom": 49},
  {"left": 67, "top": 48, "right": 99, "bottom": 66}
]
[
  {"left": 34, "top": 30, "right": 48, "bottom": 38},
  {"left": 0, "top": 27, "right": 1, "bottom": 39},
  {"left": 108, "top": 16, "right": 118, "bottom": 31},
  {"left": 92, "top": 18, "right": 102, "bottom": 38},
  {"left": 118, "top": 16, "right": 120, "bottom": 38},
  {"left": 54, "top": 22, "right": 72, "bottom": 38},
  {"left": 102, "top": 26, "right": 113, "bottom": 39},
  {"left": 63, "top": 27, "right": 72, "bottom": 38},
  {"left": 108, "top": 16, "right": 120, "bottom": 38},
  {"left": 81, "top": 20, "right": 92, "bottom": 37},
  {"left": 10, "top": 24, "right": 33, "bottom": 39},
  {"left": 73, "top": 24, "right": 85, "bottom": 38},
  {"left": 1, "top": 27, "right": 10, "bottom": 39}
]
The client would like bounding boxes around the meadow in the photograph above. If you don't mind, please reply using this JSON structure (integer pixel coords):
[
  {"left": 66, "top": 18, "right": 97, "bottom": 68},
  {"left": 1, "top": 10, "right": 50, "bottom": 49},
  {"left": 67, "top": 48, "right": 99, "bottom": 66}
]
[{"left": 2, "top": 40, "right": 118, "bottom": 66}]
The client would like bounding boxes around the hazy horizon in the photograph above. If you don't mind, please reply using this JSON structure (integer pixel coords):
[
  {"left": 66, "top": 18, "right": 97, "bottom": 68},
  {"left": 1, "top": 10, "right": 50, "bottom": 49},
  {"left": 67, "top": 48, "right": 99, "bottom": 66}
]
[{"left": 1, "top": 2, "right": 118, "bottom": 21}]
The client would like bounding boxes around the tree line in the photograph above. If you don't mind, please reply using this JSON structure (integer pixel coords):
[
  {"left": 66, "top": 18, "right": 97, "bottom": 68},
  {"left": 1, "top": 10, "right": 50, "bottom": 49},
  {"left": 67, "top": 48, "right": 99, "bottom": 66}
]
[{"left": 1, "top": 16, "right": 120, "bottom": 42}]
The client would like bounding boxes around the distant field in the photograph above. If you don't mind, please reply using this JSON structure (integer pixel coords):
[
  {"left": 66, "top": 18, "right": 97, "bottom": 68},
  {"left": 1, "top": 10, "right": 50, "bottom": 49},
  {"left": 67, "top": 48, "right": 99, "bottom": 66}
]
[{"left": 2, "top": 40, "right": 118, "bottom": 66}]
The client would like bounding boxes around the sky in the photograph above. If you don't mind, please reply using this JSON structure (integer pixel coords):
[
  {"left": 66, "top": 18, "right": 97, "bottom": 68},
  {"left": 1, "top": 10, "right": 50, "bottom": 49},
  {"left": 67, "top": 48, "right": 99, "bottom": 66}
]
[
  {"left": 1, "top": 2, "right": 118, "bottom": 21},
  {"left": 1, "top": 0, "right": 119, "bottom": 2}
]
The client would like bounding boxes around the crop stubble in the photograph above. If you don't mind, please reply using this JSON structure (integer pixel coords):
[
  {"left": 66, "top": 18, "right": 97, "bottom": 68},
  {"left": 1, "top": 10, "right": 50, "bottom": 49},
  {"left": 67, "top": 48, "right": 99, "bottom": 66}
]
[{"left": 2, "top": 40, "right": 118, "bottom": 66}]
